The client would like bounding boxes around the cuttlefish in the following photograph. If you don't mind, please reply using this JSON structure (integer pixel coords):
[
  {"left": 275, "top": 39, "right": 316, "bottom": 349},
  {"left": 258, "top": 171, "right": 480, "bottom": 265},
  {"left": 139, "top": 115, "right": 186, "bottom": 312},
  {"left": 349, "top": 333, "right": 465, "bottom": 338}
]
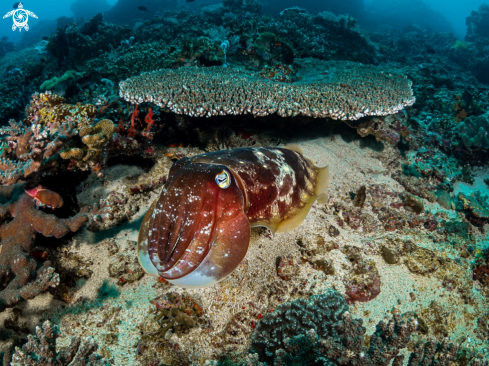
[{"left": 137, "top": 145, "right": 329, "bottom": 288}]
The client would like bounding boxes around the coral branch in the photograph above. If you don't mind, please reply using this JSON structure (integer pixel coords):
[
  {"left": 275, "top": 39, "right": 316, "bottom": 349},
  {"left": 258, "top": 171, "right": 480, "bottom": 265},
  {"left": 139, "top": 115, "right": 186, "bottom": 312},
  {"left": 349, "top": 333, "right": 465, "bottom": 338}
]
[
  {"left": 0, "top": 184, "right": 104, "bottom": 312},
  {"left": 11, "top": 320, "right": 111, "bottom": 365}
]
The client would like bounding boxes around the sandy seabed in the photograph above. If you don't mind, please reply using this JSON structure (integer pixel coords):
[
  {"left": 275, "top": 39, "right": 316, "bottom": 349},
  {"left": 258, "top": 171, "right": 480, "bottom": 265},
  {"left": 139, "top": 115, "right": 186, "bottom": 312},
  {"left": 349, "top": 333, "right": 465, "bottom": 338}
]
[{"left": 4, "top": 135, "right": 489, "bottom": 365}]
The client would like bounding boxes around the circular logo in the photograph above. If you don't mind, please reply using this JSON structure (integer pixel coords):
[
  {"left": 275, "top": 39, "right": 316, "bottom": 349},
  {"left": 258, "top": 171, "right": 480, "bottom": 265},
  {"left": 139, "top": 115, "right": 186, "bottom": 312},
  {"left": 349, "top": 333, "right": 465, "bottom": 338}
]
[{"left": 13, "top": 9, "right": 28, "bottom": 28}]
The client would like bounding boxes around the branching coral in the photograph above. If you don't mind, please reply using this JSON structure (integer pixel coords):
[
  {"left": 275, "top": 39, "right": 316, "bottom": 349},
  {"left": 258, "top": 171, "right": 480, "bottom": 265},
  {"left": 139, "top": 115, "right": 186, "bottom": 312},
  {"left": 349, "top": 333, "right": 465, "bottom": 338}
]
[
  {"left": 250, "top": 289, "right": 348, "bottom": 362},
  {"left": 0, "top": 183, "right": 106, "bottom": 312},
  {"left": 11, "top": 320, "right": 111, "bottom": 365},
  {"left": 119, "top": 60, "right": 415, "bottom": 120}
]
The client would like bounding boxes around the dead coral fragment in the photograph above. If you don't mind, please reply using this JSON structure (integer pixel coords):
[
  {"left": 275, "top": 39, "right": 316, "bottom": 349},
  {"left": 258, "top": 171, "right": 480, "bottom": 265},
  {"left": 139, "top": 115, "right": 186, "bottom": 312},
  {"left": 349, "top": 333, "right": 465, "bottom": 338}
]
[
  {"left": 149, "top": 291, "right": 204, "bottom": 337},
  {"left": 351, "top": 185, "right": 366, "bottom": 207},
  {"left": 119, "top": 60, "right": 415, "bottom": 120},
  {"left": 276, "top": 255, "right": 299, "bottom": 281},
  {"left": 458, "top": 191, "right": 489, "bottom": 226},
  {"left": 404, "top": 247, "right": 442, "bottom": 275},
  {"left": 342, "top": 246, "right": 381, "bottom": 304},
  {"left": 402, "top": 192, "right": 424, "bottom": 214},
  {"left": 108, "top": 240, "right": 144, "bottom": 284},
  {"left": 11, "top": 320, "right": 111, "bottom": 365},
  {"left": 156, "top": 308, "right": 195, "bottom": 336}
]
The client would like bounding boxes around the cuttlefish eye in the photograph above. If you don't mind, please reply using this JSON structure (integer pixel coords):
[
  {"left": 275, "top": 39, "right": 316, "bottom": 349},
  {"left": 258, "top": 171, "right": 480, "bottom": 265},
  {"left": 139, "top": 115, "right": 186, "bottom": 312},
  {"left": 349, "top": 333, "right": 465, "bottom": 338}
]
[{"left": 215, "top": 169, "right": 231, "bottom": 189}]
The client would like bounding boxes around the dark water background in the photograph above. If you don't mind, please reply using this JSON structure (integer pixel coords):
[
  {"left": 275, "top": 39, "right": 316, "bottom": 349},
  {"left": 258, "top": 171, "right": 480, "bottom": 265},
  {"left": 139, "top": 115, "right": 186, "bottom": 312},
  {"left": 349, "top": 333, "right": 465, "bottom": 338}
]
[{"left": 0, "top": 0, "right": 488, "bottom": 47}]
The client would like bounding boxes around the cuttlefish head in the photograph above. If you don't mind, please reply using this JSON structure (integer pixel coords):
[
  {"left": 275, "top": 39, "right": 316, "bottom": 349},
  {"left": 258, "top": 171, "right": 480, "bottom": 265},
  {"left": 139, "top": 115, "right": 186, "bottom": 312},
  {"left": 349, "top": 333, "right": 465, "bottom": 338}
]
[{"left": 137, "top": 158, "right": 250, "bottom": 288}]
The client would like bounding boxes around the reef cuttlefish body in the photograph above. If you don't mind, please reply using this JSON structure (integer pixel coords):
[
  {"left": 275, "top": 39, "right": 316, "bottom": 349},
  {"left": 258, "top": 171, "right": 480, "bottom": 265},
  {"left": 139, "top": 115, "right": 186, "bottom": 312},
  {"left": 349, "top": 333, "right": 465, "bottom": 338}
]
[{"left": 137, "top": 145, "right": 329, "bottom": 288}]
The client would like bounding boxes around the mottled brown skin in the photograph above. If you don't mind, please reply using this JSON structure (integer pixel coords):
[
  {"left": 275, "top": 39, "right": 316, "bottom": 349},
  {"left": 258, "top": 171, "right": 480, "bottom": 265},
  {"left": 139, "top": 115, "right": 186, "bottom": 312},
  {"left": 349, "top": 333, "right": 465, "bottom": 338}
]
[
  {"left": 192, "top": 147, "right": 320, "bottom": 232},
  {"left": 138, "top": 147, "right": 328, "bottom": 288}
]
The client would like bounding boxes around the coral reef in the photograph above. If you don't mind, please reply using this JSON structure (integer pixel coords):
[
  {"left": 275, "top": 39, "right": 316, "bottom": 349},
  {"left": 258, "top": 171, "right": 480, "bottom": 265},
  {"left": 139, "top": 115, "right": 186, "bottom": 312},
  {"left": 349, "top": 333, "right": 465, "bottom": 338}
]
[
  {"left": 465, "top": 4, "right": 489, "bottom": 42},
  {"left": 458, "top": 113, "right": 489, "bottom": 149},
  {"left": 0, "top": 183, "right": 106, "bottom": 312},
  {"left": 1, "top": 0, "right": 489, "bottom": 363},
  {"left": 46, "top": 14, "right": 131, "bottom": 67},
  {"left": 0, "top": 91, "right": 156, "bottom": 181},
  {"left": 11, "top": 320, "right": 111, "bottom": 365},
  {"left": 120, "top": 60, "right": 415, "bottom": 120},
  {"left": 249, "top": 289, "right": 348, "bottom": 362},
  {"left": 248, "top": 290, "right": 482, "bottom": 366},
  {"left": 0, "top": 92, "right": 94, "bottom": 184}
]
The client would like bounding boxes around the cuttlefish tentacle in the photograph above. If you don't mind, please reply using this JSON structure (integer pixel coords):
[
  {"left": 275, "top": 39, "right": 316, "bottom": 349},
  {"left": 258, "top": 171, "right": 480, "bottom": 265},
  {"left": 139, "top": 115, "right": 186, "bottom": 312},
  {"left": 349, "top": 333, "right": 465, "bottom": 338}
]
[{"left": 138, "top": 146, "right": 329, "bottom": 288}]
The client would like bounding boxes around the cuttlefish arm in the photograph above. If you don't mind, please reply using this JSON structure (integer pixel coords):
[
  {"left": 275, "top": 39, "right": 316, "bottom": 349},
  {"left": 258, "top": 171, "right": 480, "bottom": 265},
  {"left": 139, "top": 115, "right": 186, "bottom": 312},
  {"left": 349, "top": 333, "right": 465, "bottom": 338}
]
[{"left": 138, "top": 146, "right": 329, "bottom": 288}]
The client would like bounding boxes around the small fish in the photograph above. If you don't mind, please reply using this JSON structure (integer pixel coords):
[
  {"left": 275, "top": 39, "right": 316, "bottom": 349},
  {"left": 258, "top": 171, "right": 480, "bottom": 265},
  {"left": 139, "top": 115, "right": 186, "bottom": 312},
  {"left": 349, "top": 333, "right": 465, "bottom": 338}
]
[
  {"left": 137, "top": 145, "right": 329, "bottom": 288},
  {"left": 13, "top": 2, "right": 20, "bottom": 8},
  {"left": 186, "top": 0, "right": 196, "bottom": 2},
  {"left": 137, "top": 5, "right": 148, "bottom": 11}
]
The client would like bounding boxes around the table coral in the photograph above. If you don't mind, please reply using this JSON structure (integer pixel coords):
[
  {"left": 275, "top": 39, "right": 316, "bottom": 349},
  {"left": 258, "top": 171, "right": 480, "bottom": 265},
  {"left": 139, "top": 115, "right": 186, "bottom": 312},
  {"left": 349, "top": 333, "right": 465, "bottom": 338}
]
[
  {"left": 0, "top": 183, "right": 104, "bottom": 312},
  {"left": 11, "top": 320, "right": 111, "bottom": 365},
  {"left": 119, "top": 60, "right": 415, "bottom": 120}
]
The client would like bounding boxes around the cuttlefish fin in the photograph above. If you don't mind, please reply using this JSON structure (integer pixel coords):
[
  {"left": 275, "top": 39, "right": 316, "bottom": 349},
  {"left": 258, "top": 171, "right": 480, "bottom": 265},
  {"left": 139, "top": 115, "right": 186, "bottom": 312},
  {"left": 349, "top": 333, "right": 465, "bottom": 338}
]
[
  {"left": 275, "top": 194, "right": 317, "bottom": 233},
  {"left": 275, "top": 167, "right": 329, "bottom": 233},
  {"left": 283, "top": 143, "right": 303, "bottom": 155},
  {"left": 315, "top": 165, "right": 330, "bottom": 204},
  {"left": 276, "top": 152, "right": 330, "bottom": 233},
  {"left": 250, "top": 221, "right": 279, "bottom": 234}
]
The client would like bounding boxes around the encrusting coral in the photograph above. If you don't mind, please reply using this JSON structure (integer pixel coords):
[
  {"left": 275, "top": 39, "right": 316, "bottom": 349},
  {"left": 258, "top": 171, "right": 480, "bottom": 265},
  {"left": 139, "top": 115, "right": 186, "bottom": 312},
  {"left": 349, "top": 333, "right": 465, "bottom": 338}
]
[
  {"left": 458, "top": 112, "right": 489, "bottom": 149},
  {"left": 11, "top": 320, "right": 111, "bottom": 365},
  {"left": 119, "top": 60, "right": 415, "bottom": 120},
  {"left": 0, "top": 183, "right": 107, "bottom": 312}
]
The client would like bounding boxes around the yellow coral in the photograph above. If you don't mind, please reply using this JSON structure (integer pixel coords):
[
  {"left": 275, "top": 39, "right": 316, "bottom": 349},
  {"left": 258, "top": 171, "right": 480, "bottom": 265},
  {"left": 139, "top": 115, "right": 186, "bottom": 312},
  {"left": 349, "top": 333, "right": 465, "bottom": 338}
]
[
  {"left": 82, "top": 133, "right": 106, "bottom": 148},
  {"left": 60, "top": 147, "right": 84, "bottom": 160},
  {"left": 93, "top": 119, "right": 116, "bottom": 136}
]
